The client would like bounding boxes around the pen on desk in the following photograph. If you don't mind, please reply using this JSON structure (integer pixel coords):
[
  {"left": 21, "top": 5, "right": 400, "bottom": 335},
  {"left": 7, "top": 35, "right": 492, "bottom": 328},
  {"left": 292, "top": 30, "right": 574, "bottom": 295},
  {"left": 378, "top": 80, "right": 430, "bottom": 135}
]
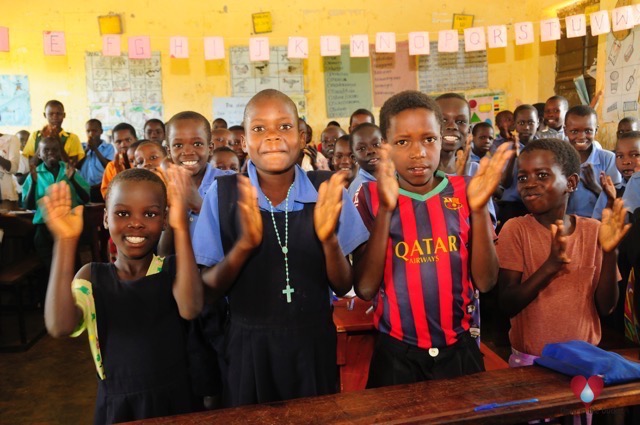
[{"left": 474, "top": 398, "right": 539, "bottom": 412}]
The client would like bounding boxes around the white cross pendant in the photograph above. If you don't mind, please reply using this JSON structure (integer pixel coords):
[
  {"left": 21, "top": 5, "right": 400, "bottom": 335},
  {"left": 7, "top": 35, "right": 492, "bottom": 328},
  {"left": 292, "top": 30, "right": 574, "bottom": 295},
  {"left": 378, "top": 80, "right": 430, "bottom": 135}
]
[{"left": 282, "top": 284, "right": 295, "bottom": 303}]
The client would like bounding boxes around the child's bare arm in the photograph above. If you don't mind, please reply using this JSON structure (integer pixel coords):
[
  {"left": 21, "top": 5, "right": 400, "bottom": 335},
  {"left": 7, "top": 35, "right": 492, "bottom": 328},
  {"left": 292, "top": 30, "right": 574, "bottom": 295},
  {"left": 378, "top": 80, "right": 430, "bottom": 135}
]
[
  {"left": 600, "top": 172, "right": 617, "bottom": 210},
  {"left": 165, "top": 165, "right": 203, "bottom": 320},
  {"left": 467, "top": 143, "right": 514, "bottom": 292},
  {"left": 354, "top": 145, "right": 397, "bottom": 300},
  {"left": 595, "top": 199, "right": 631, "bottom": 316},
  {"left": 314, "top": 173, "right": 352, "bottom": 296},
  {"left": 499, "top": 220, "right": 570, "bottom": 317},
  {"left": 201, "top": 175, "right": 262, "bottom": 299},
  {"left": 41, "top": 182, "right": 84, "bottom": 337}
]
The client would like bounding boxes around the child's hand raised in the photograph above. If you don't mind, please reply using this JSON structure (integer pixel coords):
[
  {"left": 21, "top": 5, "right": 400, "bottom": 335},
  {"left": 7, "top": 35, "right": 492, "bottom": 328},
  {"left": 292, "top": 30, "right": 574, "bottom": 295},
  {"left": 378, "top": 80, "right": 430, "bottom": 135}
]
[
  {"left": 236, "top": 175, "right": 263, "bottom": 251},
  {"left": 600, "top": 198, "right": 631, "bottom": 252},
  {"left": 314, "top": 172, "right": 346, "bottom": 243},
  {"left": 163, "top": 164, "right": 191, "bottom": 231},
  {"left": 547, "top": 219, "right": 571, "bottom": 269},
  {"left": 600, "top": 171, "right": 616, "bottom": 201},
  {"left": 455, "top": 135, "right": 472, "bottom": 176},
  {"left": 377, "top": 144, "right": 399, "bottom": 212},
  {"left": 40, "top": 182, "right": 84, "bottom": 241},
  {"left": 582, "top": 164, "right": 602, "bottom": 195},
  {"left": 467, "top": 142, "right": 514, "bottom": 212}
]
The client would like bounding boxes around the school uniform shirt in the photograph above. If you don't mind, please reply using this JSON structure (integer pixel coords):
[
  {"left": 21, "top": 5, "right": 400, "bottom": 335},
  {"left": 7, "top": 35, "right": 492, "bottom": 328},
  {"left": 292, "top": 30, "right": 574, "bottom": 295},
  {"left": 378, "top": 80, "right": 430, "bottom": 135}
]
[
  {"left": 193, "top": 160, "right": 369, "bottom": 267},
  {"left": 567, "top": 144, "right": 621, "bottom": 218},
  {"left": 490, "top": 134, "right": 509, "bottom": 154},
  {"left": 496, "top": 215, "right": 605, "bottom": 356},
  {"left": 355, "top": 172, "right": 484, "bottom": 349},
  {"left": 348, "top": 168, "right": 376, "bottom": 201},
  {"left": 22, "top": 128, "right": 85, "bottom": 161},
  {"left": 500, "top": 140, "right": 526, "bottom": 203},
  {"left": 21, "top": 161, "right": 89, "bottom": 224},
  {"left": 188, "top": 163, "right": 234, "bottom": 237},
  {"left": 0, "top": 134, "right": 20, "bottom": 201},
  {"left": 536, "top": 127, "right": 567, "bottom": 141},
  {"left": 78, "top": 141, "right": 115, "bottom": 186},
  {"left": 592, "top": 179, "right": 627, "bottom": 220},
  {"left": 622, "top": 171, "right": 640, "bottom": 214}
]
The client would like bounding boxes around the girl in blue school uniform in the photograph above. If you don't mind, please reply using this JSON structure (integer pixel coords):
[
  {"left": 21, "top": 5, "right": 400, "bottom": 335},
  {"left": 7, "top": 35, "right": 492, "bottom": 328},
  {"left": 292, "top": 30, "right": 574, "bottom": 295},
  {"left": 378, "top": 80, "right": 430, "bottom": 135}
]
[
  {"left": 42, "top": 168, "right": 203, "bottom": 424},
  {"left": 192, "top": 89, "right": 369, "bottom": 406}
]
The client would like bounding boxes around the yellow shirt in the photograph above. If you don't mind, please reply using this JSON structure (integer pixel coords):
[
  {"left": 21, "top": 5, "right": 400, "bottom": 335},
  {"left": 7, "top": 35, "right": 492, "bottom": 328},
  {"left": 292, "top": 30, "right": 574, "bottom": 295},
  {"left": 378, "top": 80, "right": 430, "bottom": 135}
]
[{"left": 22, "top": 129, "right": 85, "bottom": 161}]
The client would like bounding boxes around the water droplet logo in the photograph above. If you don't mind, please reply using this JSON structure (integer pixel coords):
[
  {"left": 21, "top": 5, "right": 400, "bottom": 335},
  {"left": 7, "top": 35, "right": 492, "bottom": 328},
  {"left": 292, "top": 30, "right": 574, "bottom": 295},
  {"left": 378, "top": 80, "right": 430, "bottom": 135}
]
[{"left": 570, "top": 376, "right": 604, "bottom": 409}]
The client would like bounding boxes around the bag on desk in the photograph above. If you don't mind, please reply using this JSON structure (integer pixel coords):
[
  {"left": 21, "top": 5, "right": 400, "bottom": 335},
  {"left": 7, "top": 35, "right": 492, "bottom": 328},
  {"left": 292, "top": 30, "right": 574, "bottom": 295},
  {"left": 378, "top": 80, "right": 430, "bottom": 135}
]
[{"left": 534, "top": 340, "right": 640, "bottom": 385}]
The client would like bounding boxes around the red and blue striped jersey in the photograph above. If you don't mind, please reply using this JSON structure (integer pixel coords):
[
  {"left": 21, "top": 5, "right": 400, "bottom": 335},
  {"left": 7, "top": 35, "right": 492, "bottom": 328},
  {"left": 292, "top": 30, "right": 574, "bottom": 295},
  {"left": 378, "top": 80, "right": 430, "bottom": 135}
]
[{"left": 355, "top": 174, "right": 475, "bottom": 349}]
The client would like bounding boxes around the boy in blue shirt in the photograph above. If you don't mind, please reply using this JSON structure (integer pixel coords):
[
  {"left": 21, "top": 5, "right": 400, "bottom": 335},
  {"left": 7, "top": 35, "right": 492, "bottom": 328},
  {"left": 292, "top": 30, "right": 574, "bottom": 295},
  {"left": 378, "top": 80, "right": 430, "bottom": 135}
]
[
  {"left": 22, "top": 136, "right": 89, "bottom": 265},
  {"left": 193, "top": 89, "right": 369, "bottom": 406},
  {"left": 78, "top": 119, "right": 114, "bottom": 202},
  {"left": 565, "top": 105, "right": 621, "bottom": 218},
  {"left": 348, "top": 123, "right": 383, "bottom": 200}
]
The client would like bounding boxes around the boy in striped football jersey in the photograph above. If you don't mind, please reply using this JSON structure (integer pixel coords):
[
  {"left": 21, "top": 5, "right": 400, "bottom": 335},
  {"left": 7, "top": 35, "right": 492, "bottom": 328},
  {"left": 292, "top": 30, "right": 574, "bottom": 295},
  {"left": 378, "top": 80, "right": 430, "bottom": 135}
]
[{"left": 353, "top": 91, "right": 513, "bottom": 387}]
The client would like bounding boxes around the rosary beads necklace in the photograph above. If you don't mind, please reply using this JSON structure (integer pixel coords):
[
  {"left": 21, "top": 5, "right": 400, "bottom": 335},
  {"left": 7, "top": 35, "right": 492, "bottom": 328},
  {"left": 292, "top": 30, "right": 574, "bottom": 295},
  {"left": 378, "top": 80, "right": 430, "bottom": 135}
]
[{"left": 263, "top": 183, "right": 295, "bottom": 303}]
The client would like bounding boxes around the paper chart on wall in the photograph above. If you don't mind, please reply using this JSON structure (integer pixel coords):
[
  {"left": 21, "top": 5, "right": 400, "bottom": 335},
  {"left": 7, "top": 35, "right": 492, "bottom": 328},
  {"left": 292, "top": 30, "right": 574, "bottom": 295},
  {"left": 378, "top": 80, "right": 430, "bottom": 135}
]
[
  {"left": 323, "top": 46, "right": 373, "bottom": 118},
  {"left": 230, "top": 46, "right": 304, "bottom": 97},
  {"left": 418, "top": 40, "right": 488, "bottom": 94},
  {"left": 85, "top": 52, "right": 163, "bottom": 135},
  {"left": 0, "top": 75, "right": 31, "bottom": 126},
  {"left": 466, "top": 90, "right": 507, "bottom": 127},
  {"left": 212, "top": 95, "right": 307, "bottom": 127},
  {"left": 371, "top": 41, "right": 418, "bottom": 108},
  {"left": 603, "top": 28, "right": 640, "bottom": 123}
]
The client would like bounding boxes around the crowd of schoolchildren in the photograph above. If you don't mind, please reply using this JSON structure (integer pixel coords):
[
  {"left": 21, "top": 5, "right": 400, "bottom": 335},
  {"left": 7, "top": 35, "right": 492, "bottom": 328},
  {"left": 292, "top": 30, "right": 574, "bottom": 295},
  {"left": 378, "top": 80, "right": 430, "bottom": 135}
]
[{"left": 1, "top": 90, "right": 639, "bottom": 424}]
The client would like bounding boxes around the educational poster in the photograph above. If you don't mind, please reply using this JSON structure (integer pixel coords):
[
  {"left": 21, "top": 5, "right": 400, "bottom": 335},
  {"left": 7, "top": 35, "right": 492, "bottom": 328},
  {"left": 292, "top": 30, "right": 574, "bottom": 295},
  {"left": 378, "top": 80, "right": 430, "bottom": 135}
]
[
  {"left": 371, "top": 41, "right": 418, "bottom": 108},
  {"left": 466, "top": 90, "right": 507, "bottom": 126},
  {"left": 603, "top": 28, "right": 640, "bottom": 122},
  {"left": 418, "top": 40, "right": 488, "bottom": 94},
  {"left": 0, "top": 75, "right": 31, "bottom": 126},
  {"left": 212, "top": 95, "right": 307, "bottom": 127},
  {"left": 323, "top": 46, "right": 373, "bottom": 118},
  {"left": 230, "top": 46, "right": 304, "bottom": 97},
  {"left": 85, "top": 52, "right": 163, "bottom": 134}
]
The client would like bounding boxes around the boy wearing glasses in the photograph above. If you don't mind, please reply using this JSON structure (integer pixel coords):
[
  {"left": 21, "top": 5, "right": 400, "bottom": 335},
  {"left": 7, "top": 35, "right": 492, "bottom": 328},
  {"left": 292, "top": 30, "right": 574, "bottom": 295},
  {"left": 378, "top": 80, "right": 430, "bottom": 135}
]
[{"left": 565, "top": 105, "right": 621, "bottom": 218}]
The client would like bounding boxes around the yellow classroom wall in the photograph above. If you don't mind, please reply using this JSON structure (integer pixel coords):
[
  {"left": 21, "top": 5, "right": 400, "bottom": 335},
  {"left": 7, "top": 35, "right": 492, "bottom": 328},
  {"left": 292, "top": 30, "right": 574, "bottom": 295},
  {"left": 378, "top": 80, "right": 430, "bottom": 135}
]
[{"left": 0, "top": 0, "right": 574, "bottom": 138}]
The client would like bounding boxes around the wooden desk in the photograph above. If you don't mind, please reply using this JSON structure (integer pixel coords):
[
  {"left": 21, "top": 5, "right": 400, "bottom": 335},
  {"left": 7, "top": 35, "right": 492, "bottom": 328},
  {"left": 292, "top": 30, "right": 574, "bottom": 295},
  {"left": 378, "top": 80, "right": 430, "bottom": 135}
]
[
  {"left": 125, "top": 365, "right": 640, "bottom": 424},
  {"left": 332, "top": 297, "right": 508, "bottom": 392}
]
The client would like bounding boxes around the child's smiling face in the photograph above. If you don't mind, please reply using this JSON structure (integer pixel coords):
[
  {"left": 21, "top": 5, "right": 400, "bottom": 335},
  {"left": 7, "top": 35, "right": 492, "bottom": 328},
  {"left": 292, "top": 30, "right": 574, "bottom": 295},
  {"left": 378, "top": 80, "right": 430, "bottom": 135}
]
[
  {"left": 517, "top": 149, "right": 576, "bottom": 215},
  {"left": 615, "top": 137, "right": 640, "bottom": 180},
  {"left": 565, "top": 113, "right": 597, "bottom": 153},
  {"left": 437, "top": 97, "right": 469, "bottom": 153},
  {"left": 168, "top": 119, "right": 212, "bottom": 177},
  {"left": 387, "top": 108, "right": 442, "bottom": 195},
  {"left": 352, "top": 126, "right": 383, "bottom": 173},
  {"left": 243, "top": 96, "right": 304, "bottom": 174}
]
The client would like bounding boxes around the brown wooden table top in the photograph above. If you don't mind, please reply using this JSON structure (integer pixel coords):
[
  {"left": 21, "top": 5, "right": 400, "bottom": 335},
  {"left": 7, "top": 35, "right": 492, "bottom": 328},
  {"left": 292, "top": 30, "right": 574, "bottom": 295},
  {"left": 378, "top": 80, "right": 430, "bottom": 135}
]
[{"left": 122, "top": 365, "right": 640, "bottom": 425}]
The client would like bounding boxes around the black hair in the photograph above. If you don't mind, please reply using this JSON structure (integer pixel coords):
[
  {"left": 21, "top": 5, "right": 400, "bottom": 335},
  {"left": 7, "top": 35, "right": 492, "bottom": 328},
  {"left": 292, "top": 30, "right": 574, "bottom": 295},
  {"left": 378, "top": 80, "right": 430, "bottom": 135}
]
[
  {"left": 513, "top": 104, "right": 539, "bottom": 121},
  {"left": 44, "top": 99, "right": 64, "bottom": 111},
  {"left": 472, "top": 121, "right": 493, "bottom": 136},
  {"left": 349, "top": 123, "right": 381, "bottom": 149},
  {"left": 105, "top": 168, "right": 167, "bottom": 206},
  {"left": 327, "top": 120, "right": 341, "bottom": 127},
  {"left": 144, "top": 118, "right": 165, "bottom": 132},
  {"left": 521, "top": 138, "right": 580, "bottom": 178},
  {"left": 379, "top": 90, "right": 443, "bottom": 139},
  {"left": 127, "top": 140, "right": 142, "bottom": 151},
  {"left": 495, "top": 110, "right": 513, "bottom": 123},
  {"left": 86, "top": 118, "right": 102, "bottom": 129},
  {"left": 546, "top": 95, "right": 569, "bottom": 109},
  {"left": 243, "top": 89, "right": 299, "bottom": 128},
  {"left": 112, "top": 122, "right": 137, "bottom": 139},
  {"left": 618, "top": 130, "right": 640, "bottom": 142},
  {"left": 435, "top": 93, "right": 470, "bottom": 115},
  {"left": 212, "top": 118, "right": 228, "bottom": 124},
  {"left": 136, "top": 139, "right": 166, "bottom": 154},
  {"left": 565, "top": 105, "right": 597, "bottom": 122},
  {"left": 336, "top": 134, "right": 350, "bottom": 144},
  {"left": 228, "top": 125, "right": 244, "bottom": 132},
  {"left": 212, "top": 146, "right": 236, "bottom": 154},
  {"left": 533, "top": 102, "right": 545, "bottom": 118},
  {"left": 166, "top": 111, "right": 212, "bottom": 144},
  {"left": 619, "top": 116, "right": 640, "bottom": 126},
  {"left": 349, "top": 109, "right": 375, "bottom": 126}
]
